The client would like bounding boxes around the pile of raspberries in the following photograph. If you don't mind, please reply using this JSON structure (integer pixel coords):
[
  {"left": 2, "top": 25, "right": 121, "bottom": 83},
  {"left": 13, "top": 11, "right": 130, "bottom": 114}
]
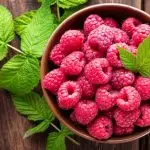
[{"left": 43, "top": 14, "right": 150, "bottom": 140}]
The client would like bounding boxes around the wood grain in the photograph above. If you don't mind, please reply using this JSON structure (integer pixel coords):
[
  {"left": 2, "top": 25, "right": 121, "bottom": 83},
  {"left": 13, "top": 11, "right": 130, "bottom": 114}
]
[{"left": 0, "top": 0, "right": 147, "bottom": 150}]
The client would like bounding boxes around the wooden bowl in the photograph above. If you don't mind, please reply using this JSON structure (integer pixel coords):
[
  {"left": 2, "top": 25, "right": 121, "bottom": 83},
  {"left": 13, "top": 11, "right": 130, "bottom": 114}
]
[{"left": 41, "top": 4, "right": 150, "bottom": 144}]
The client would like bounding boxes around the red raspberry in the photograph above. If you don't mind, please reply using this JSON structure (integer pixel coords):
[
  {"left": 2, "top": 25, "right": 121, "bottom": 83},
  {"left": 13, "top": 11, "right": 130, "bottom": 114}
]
[
  {"left": 104, "top": 107, "right": 116, "bottom": 119},
  {"left": 42, "top": 69, "right": 66, "bottom": 94},
  {"left": 113, "top": 28, "right": 129, "bottom": 44},
  {"left": 114, "top": 124, "right": 134, "bottom": 136},
  {"left": 84, "top": 58, "right": 112, "bottom": 84},
  {"left": 60, "top": 30, "right": 84, "bottom": 54},
  {"left": 135, "top": 104, "right": 150, "bottom": 127},
  {"left": 77, "top": 74, "right": 96, "bottom": 99},
  {"left": 74, "top": 100, "right": 98, "bottom": 125},
  {"left": 84, "top": 14, "right": 104, "bottom": 36},
  {"left": 82, "top": 42, "right": 104, "bottom": 62},
  {"left": 134, "top": 76, "right": 150, "bottom": 100},
  {"left": 98, "top": 84, "right": 112, "bottom": 91},
  {"left": 87, "top": 116, "right": 113, "bottom": 140},
  {"left": 70, "top": 111, "right": 77, "bottom": 122},
  {"left": 132, "top": 24, "right": 150, "bottom": 46},
  {"left": 114, "top": 108, "right": 140, "bottom": 128},
  {"left": 61, "top": 51, "right": 85, "bottom": 75},
  {"left": 122, "top": 17, "right": 141, "bottom": 36},
  {"left": 58, "top": 81, "right": 82, "bottom": 110},
  {"left": 88, "top": 25, "right": 114, "bottom": 52},
  {"left": 104, "top": 17, "right": 119, "bottom": 28},
  {"left": 111, "top": 69, "right": 135, "bottom": 89},
  {"left": 117, "top": 86, "right": 141, "bottom": 111},
  {"left": 96, "top": 85, "right": 119, "bottom": 111}
]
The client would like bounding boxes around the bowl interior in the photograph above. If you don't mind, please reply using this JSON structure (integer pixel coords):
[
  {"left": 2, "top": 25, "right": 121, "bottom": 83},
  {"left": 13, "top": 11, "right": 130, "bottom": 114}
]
[{"left": 41, "top": 4, "right": 150, "bottom": 144}]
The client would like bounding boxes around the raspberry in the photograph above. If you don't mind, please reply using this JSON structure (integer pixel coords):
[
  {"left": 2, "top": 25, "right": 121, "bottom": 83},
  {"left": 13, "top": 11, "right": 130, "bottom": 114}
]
[
  {"left": 84, "top": 58, "right": 112, "bottom": 84},
  {"left": 42, "top": 69, "right": 66, "bottom": 94},
  {"left": 58, "top": 81, "right": 82, "bottom": 110},
  {"left": 104, "top": 107, "right": 116, "bottom": 119},
  {"left": 99, "top": 84, "right": 112, "bottom": 91},
  {"left": 70, "top": 111, "right": 77, "bottom": 122},
  {"left": 134, "top": 76, "right": 150, "bottom": 100},
  {"left": 84, "top": 14, "right": 104, "bottom": 36},
  {"left": 77, "top": 74, "right": 96, "bottom": 99},
  {"left": 117, "top": 86, "right": 141, "bottom": 111},
  {"left": 61, "top": 51, "right": 85, "bottom": 75},
  {"left": 111, "top": 69, "right": 135, "bottom": 89},
  {"left": 114, "top": 124, "right": 134, "bottom": 136},
  {"left": 114, "top": 108, "right": 140, "bottom": 127},
  {"left": 60, "top": 30, "right": 84, "bottom": 54},
  {"left": 122, "top": 17, "right": 141, "bottom": 36},
  {"left": 87, "top": 116, "right": 113, "bottom": 140},
  {"left": 96, "top": 85, "right": 119, "bottom": 111},
  {"left": 104, "top": 17, "right": 119, "bottom": 28},
  {"left": 132, "top": 24, "right": 150, "bottom": 46},
  {"left": 113, "top": 28, "right": 129, "bottom": 44},
  {"left": 82, "top": 42, "right": 104, "bottom": 62},
  {"left": 88, "top": 25, "right": 114, "bottom": 52},
  {"left": 135, "top": 104, "right": 150, "bottom": 127},
  {"left": 74, "top": 100, "right": 98, "bottom": 125}
]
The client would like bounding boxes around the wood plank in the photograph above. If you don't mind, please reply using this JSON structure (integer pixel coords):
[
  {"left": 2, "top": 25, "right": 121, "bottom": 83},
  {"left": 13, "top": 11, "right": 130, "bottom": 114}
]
[{"left": 144, "top": 0, "right": 150, "bottom": 14}]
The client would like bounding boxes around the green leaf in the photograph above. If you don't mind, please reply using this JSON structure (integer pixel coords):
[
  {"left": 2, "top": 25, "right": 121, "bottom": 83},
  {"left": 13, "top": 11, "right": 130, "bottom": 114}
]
[
  {"left": 46, "top": 132, "right": 66, "bottom": 150},
  {"left": 24, "top": 119, "right": 50, "bottom": 138},
  {"left": 12, "top": 92, "right": 54, "bottom": 121},
  {"left": 14, "top": 10, "right": 37, "bottom": 36},
  {"left": 0, "top": 55, "right": 40, "bottom": 95},
  {"left": 37, "top": 0, "right": 56, "bottom": 5},
  {"left": 0, "top": 5, "right": 14, "bottom": 60},
  {"left": 21, "top": 3, "right": 58, "bottom": 57},
  {"left": 61, "top": 124, "right": 74, "bottom": 136},
  {"left": 118, "top": 47, "right": 137, "bottom": 72}
]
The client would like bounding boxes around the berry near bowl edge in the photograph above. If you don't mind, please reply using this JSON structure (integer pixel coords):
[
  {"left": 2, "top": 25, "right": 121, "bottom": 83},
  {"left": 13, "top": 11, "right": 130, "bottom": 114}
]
[{"left": 41, "top": 4, "right": 150, "bottom": 144}]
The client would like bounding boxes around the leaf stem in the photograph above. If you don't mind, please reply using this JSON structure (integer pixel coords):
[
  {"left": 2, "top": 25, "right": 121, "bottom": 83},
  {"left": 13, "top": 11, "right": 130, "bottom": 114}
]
[
  {"left": 7, "top": 44, "right": 24, "bottom": 54},
  {"left": 56, "top": 0, "right": 60, "bottom": 22},
  {"left": 50, "top": 123, "right": 80, "bottom": 146}
]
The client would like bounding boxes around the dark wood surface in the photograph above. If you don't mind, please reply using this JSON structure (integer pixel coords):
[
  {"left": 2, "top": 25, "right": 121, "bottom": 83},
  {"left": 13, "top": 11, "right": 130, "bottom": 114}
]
[{"left": 0, "top": 0, "right": 149, "bottom": 150}]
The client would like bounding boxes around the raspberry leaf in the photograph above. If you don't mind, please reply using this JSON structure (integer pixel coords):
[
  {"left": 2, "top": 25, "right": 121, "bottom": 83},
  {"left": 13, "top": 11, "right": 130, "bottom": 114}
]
[
  {"left": 61, "top": 124, "right": 74, "bottom": 136},
  {"left": 0, "top": 55, "right": 40, "bottom": 95},
  {"left": 37, "top": 0, "right": 56, "bottom": 5}
]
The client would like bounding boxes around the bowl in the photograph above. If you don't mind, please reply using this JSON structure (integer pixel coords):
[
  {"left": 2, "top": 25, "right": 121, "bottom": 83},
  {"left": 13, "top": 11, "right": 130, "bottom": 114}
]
[{"left": 41, "top": 3, "right": 150, "bottom": 144}]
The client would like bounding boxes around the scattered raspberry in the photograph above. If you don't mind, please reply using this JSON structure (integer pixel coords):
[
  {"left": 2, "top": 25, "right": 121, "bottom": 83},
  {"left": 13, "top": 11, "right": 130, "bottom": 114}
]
[
  {"left": 134, "top": 76, "right": 150, "bottom": 100},
  {"left": 87, "top": 116, "right": 113, "bottom": 140},
  {"left": 77, "top": 74, "right": 96, "bottom": 99},
  {"left": 84, "top": 14, "right": 104, "bottom": 36},
  {"left": 114, "top": 124, "right": 134, "bottom": 136},
  {"left": 132, "top": 24, "right": 150, "bottom": 46},
  {"left": 104, "top": 17, "right": 119, "bottom": 28},
  {"left": 42, "top": 69, "right": 66, "bottom": 94},
  {"left": 111, "top": 69, "right": 135, "bottom": 89},
  {"left": 122, "top": 17, "right": 141, "bottom": 36},
  {"left": 50, "top": 44, "right": 65, "bottom": 66},
  {"left": 117, "top": 86, "right": 141, "bottom": 111},
  {"left": 58, "top": 81, "right": 82, "bottom": 110},
  {"left": 60, "top": 30, "right": 84, "bottom": 54},
  {"left": 70, "top": 111, "right": 77, "bottom": 122},
  {"left": 135, "top": 104, "right": 150, "bottom": 127},
  {"left": 114, "top": 108, "right": 140, "bottom": 127},
  {"left": 84, "top": 58, "right": 112, "bottom": 84},
  {"left": 88, "top": 25, "right": 114, "bottom": 52},
  {"left": 61, "top": 51, "right": 85, "bottom": 75},
  {"left": 74, "top": 100, "right": 98, "bottom": 125}
]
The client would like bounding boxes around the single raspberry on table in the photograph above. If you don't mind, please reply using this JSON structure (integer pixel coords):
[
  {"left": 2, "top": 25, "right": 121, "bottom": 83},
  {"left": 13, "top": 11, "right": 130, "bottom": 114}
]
[
  {"left": 84, "top": 58, "right": 112, "bottom": 85},
  {"left": 87, "top": 116, "right": 113, "bottom": 140},
  {"left": 74, "top": 100, "right": 98, "bottom": 125},
  {"left": 134, "top": 76, "right": 150, "bottom": 100},
  {"left": 84, "top": 14, "right": 104, "bottom": 36},
  {"left": 117, "top": 86, "right": 141, "bottom": 111},
  {"left": 135, "top": 104, "right": 150, "bottom": 127},
  {"left": 42, "top": 68, "right": 66, "bottom": 94},
  {"left": 122, "top": 17, "right": 142, "bottom": 36},
  {"left": 104, "top": 17, "right": 119, "bottom": 28},
  {"left": 111, "top": 69, "right": 135, "bottom": 89},
  {"left": 132, "top": 24, "right": 150, "bottom": 46},
  {"left": 88, "top": 25, "right": 114, "bottom": 53},
  {"left": 58, "top": 81, "right": 82, "bottom": 110},
  {"left": 61, "top": 51, "right": 86, "bottom": 75},
  {"left": 60, "top": 30, "right": 84, "bottom": 54},
  {"left": 114, "top": 108, "right": 140, "bottom": 128}
]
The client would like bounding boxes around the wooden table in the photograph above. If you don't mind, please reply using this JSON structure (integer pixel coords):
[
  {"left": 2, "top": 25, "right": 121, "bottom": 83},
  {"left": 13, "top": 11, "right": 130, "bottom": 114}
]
[{"left": 0, "top": 0, "right": 149, "bottom": 150}]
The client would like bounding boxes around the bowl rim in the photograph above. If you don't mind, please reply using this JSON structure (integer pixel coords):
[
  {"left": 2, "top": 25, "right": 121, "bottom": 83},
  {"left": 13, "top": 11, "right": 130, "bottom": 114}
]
[{"left": 41, "top": 3, "right": 150, "bottom": 144}]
